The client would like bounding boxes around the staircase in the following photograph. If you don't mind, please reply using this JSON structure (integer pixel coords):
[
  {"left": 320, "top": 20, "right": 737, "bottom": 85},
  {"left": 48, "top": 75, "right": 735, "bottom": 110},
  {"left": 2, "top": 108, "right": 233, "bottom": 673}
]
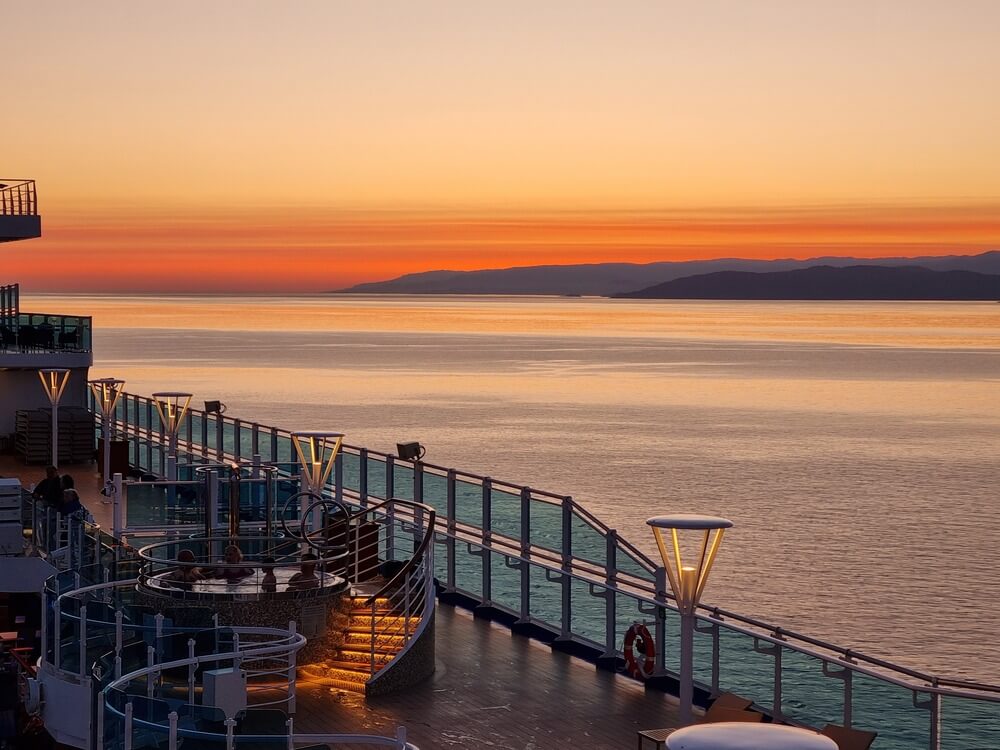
[{"left": 302, "top": 593, "right": 418, "bottom": 694}]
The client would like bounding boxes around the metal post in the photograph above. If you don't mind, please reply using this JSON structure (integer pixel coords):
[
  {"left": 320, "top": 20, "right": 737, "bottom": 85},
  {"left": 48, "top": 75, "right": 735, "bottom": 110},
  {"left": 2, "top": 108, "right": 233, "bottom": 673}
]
[
  {"left": 146, "top": 646, "right": 155, "bottom": 698},
  {"left": 113, "top": 473, "right": 123, "bottom": 538},
  {"left": 124, "top": 702, "right": 134, "bottom": 750},
  {"left": 334, "top": 452, "right": 343, "bottom": 505},
  {"left": 168, "top": 711, "right": 178, "bottom": 750},
  {"left": 207, "top": 469, "right": 219, "bottom": 538},
  {"left": 102, "top": 417, "right": 112, "bottom": 490},
  {"left": 51, "top": 401, "right": 58, "bottom": 468},
  {"left": 187, "top": 639, "right": 196, "bottom": 703},
  {"left": 481, "top": 478, "right": 492, "bottom": 607},
  {"left": 155, "top": 613, "right": 164, "bottom": 660},
  {"left": 602, "top": 529, "right": 618, "bottom": 660},
  {"left": 395, "top": 726, "right": 408, "bottom": 750},
  {"left": 446, "top": 469, "right": 457, "bottom": 592},
  {"left": 115, "top": 609, "right": 124, "bottom": 657},
  {"left": 225, "top": 718, "right": 236, "bottom": 750},
  {"left": 653, "top": 566, "right": 668, "bottom": 677},
  {"left": 287, "top": 620, "right": 297, "bottom": 713},
  {"left": 53, "top": 598, "right": 61, "bottom": 669},
  {"left": 680, "top": 611, "right": 694, "bottom": 725},
  {"left": 385, "top": 455, "right": 395, "bottom": 500},
  {"left": 79, "top": 605, "right": 88, "bottom": 677},
  {"left": 39, "top": 585, "right": 48, "bottom": 665},
  {"left": 560, "top": 497, "right": 573, "bottom": 639},
  {"left": 96, "top": 691, "right": 106, "bottom": 749},
  {"left": 359, "top": 448, "right": 369, "bottom": 506}
]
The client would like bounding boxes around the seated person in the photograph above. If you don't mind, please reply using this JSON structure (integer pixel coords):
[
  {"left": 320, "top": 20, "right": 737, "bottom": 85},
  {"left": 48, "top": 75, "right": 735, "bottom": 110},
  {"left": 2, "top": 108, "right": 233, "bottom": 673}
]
[
  {"left": 60, "top": 475, "right": 86, "bottom": 516},
  {"left": 163, "top": 549, "right": 205, "bottom": 588},
  {"left": 32, "top": 466, "right": 63, "bottom": 508},
  {"left": 260, "top": 557, "right": 277, "bottom": 593},
  {"left": 208, "top": 544, "right": 254, "bottom": 581},
  {"left": 287, "top": 553, "right": 320, "bottom": 591}
]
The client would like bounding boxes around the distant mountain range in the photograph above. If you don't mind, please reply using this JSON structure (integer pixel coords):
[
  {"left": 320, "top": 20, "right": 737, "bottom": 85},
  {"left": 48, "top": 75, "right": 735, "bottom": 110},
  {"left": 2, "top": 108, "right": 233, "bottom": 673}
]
[
  {"left": 335, "top": 251, "right": 1000, "bottom": 297},
  {"left": 615, "top": 265, "right": 1000, "bottom": 300}
]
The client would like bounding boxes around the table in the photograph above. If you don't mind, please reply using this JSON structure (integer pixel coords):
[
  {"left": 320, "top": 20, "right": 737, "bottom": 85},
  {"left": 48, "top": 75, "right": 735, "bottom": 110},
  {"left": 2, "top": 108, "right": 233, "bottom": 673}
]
[{"left": 665, "top": 723, "right": 838, "bottom": 749}]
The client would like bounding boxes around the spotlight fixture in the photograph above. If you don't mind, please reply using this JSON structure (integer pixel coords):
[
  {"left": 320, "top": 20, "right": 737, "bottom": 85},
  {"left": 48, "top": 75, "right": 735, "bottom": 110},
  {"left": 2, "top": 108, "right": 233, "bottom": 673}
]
[
  {"left": 204, "top": 400, "right": 227, "bottom": 415},
  {"left": 397, "top": 442, "right": 426, "bottom": 461}
]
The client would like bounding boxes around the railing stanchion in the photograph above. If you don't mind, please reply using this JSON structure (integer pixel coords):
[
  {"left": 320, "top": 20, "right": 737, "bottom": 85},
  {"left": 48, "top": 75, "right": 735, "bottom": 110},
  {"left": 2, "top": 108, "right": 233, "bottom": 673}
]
[
  {"left": 559, "top": 496, "right": 573, "bottom": 640},
  {"left": 334, "top": 451, "right": 344, "bottom": 505},
  {"left": 480, "top": 478, "right": 493, "bottom": 609},
  {"left": 653, "top": 567, "right": 667, "bottom": 677},
  {"left": 446, "top": 469, "right": 457, "bottom": 592},
  {"left": 167, "top": 711, "right": 178, "bottom": 750},
  {"left": 517, "top": 488, "right": 531, "bottom": 625},
  {"left": 187, "top": 638, "right": 197, "bottom": 703},
  {"left": 285, "top": 718, "right": 295, "bottom": 750},
  {"left": 225, "top": 717, "right": 236, "bottom": 750},
  {"left": 96, "top": 691, "right": 106, "bottom": 749},
  {"left": 79, "top": 604, "right": 88, "bottom": 677},
  {"left": 287, "top": 620, "right": 297, "bottom": 712},
  {"left": 124, "top": 701, "right": 134, "bottom": 750},
  {"left": 146, "top": 646, "right": 155, "bottom": 698},
  {"left": 359, "top": 448, "right": 369, "bottom": 506},
  {"left": 53, "top": 598, "right": 61, "bottom": 669},
  {"left": 601, "top": 529, "right": 618, "bottom": 663}
]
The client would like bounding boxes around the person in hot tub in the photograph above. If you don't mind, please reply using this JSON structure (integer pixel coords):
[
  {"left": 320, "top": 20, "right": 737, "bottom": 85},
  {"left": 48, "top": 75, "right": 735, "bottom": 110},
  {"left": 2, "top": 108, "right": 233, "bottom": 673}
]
[
  {"left": 164, "top": 549, "right": 205, "bottom": 589},
  {"left": 209, "top": 544, "right": 254, "bottom": 582},
  {"left": 287, "top": 553, "right": 320, "bottom": 591}
]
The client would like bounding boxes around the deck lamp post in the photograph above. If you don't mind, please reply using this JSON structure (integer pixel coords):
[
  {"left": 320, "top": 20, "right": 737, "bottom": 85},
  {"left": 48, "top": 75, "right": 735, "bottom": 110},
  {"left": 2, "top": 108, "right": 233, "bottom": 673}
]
[
  {"left": 647, "top": 514, "right": 734, "bottom": 725},
  {"left": 152, "top": 392, "right": 192, "bottom": 478},
  {"left": 291, "top": 431, "right": 344, "bottom": 530},
  {"left": 88, "top": 378, "right": 126, "bottom": 500},
  {"left": 38, "top": 369, "right": 71, "bottom": 468}
]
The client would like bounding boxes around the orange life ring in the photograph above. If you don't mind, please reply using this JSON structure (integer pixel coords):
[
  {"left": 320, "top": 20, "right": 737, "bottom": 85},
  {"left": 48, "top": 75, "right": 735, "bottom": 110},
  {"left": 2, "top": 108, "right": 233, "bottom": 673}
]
[{"left": 624, "top": 622, "right": 655, "bottom": 679}]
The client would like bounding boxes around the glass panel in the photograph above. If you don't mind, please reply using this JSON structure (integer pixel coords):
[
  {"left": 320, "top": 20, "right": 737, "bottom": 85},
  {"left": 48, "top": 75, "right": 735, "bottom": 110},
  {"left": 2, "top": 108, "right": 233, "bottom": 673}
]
[
  {"left": 257, "top": 429, "right": 273, "bottom": 463},
  {"left": 275, "top": 433, "right": 292, "bottom": 464},
  {"left": 366, "top": 455, "right": 387, "bottom": 498},
  {"left": 433, "top": 538, "right": 449, "bottom": 582},
  {"left": 490, "top": 551, "right": 521, "bottom": 614},
  {"left": 453, "top": 542, "right": 483, "bottom": 597},
  {"left": 529, "top": 497, "right": 562, "bottom": 554},
  {"left": 570, "top": 578, "right": 605, "bottom": 646},
  {"left": 941, "top": 694, "right": 1000, "bottom": 750},
  {"left": 528, "top": 564, "right": 562, "bottom": 633},
  {"left": 570, "top": 513, "right": 606, "bottom": 564},
  {"left": 779, "top": 649, "right": 846, "bottom": 729},
  {"left": 454, "top": 478, "right": 483, "bottom": 528},
  {"left": 221, "top": 419, "right": 236, "bottom": 457},
  {"left": 392, "top": 462, "right": 414, "bottom": 501},
  {"left": 421, "top": 469, "right": 447, "bottom": 512},
  {"left": 125, "top": 483, "right": 204, "bottom": 528},
  {"left": 853, "top": 674, "right": 930, "bottom": 750},
  {"left": 490, "top": 486, "right": 521, "bottom": 540},
  {"left": 339, "top": 451, "right": 361, "bottom": 493},
  {"left": 239, "top": 423, "right": 254, "bottom": 459},
  {"left": 617, "top": 549, "right": 654, "bottom": 579},
  {"left": 715, "top": 624, "right": 775, "bottom": 710}
]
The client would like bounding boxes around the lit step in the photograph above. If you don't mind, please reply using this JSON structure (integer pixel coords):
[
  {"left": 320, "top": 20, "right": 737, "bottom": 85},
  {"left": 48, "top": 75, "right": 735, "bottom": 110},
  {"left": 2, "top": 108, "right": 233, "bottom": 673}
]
[
  {"left": 348, "top": 615, "right": 419, "bottom": 629},
  {"left": 336, "top": 649, "right": 394, "bottom": 666},
  {"left": 300, "top": 664, "right": 368, "bottom": 684},
  {"left": 343, "top": 632, "right": 406, "bottom": 649}
]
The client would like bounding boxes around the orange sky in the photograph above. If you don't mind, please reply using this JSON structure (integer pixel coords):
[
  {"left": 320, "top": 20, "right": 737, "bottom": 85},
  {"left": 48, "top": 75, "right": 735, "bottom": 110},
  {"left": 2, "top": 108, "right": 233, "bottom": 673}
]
[{"left": 4, "top": 2, "right": 1000, "bottom": 291}]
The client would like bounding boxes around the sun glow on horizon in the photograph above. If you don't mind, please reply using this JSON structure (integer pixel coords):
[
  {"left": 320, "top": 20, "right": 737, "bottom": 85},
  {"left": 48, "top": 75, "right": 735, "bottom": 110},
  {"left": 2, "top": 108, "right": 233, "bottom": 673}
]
[{"left": 4, "top": 2, "right": 1000, "bottom": 290}]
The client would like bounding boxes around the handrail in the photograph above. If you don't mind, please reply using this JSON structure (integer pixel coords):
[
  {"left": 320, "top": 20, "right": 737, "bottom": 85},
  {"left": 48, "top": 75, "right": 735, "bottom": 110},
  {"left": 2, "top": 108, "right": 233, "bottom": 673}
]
[
  {"left": 355, "top": 498, "right": 436, "bottom": 607},
  {"left": 0, "top": 179, "right": 37, "bottom": 216}
]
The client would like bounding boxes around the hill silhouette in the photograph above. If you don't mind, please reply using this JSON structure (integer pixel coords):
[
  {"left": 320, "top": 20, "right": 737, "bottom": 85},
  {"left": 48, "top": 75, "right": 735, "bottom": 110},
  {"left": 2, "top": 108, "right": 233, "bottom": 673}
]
[
  {"left": 335, "top": 251, "right": 1000, "bottom": 296},
  {"left": 615, "top": 265, "right": 1000, "bottom": 300}
]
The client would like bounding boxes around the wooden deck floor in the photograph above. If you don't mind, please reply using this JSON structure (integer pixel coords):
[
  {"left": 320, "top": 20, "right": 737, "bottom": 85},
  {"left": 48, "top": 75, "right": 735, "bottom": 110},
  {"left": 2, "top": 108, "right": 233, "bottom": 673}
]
[{"left": 294, "top": 605, "right": 681, "bottom": 749}]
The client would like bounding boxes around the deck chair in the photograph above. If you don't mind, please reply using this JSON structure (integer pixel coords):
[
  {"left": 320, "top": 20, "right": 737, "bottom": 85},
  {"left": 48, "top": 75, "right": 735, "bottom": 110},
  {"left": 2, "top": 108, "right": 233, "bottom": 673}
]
[
  {"left": 701, "top": 692, "right": 755, "bottom": 722},
  {"left": 704, "top": 706, "right": 764, "bottom": 724},
  {"left": 820, "top": 723, "right": 878, "bottom": 750}
]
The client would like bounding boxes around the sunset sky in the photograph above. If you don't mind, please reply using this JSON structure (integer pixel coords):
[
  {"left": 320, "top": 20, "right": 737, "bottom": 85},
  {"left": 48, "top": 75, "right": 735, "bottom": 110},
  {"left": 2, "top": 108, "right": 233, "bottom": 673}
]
[{"left": 5, "top": 1, "right": 1000, "bottom": 291}]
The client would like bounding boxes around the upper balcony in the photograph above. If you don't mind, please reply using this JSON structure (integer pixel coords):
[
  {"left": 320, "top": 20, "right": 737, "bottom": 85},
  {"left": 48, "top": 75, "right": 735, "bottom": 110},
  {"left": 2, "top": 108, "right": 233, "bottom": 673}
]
[
  {"left": 0, "top": 179, "right": 41, "bottom": 241},
  {"left": 0, "top": 283, "right": 93, "bottom": 367}
]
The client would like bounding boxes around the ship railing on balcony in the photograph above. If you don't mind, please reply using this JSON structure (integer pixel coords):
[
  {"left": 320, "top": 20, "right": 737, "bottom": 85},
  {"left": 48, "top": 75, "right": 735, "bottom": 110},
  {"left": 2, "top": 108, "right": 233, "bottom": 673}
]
[
  {"left": 99, "top": 392, "right": 1000, "bottom": 750},
  {"left": 0, "top": 311, "right": 93, "bottom": 353},
  {"left": 0, "top": 179, "right": 37, "bottom": 216}
]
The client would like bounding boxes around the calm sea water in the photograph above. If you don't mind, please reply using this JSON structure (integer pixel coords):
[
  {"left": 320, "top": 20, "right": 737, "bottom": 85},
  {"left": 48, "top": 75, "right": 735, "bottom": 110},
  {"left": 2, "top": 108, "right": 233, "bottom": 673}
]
[{"left": 31, "top": 294, "right": 1000, "bottom": 682}]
